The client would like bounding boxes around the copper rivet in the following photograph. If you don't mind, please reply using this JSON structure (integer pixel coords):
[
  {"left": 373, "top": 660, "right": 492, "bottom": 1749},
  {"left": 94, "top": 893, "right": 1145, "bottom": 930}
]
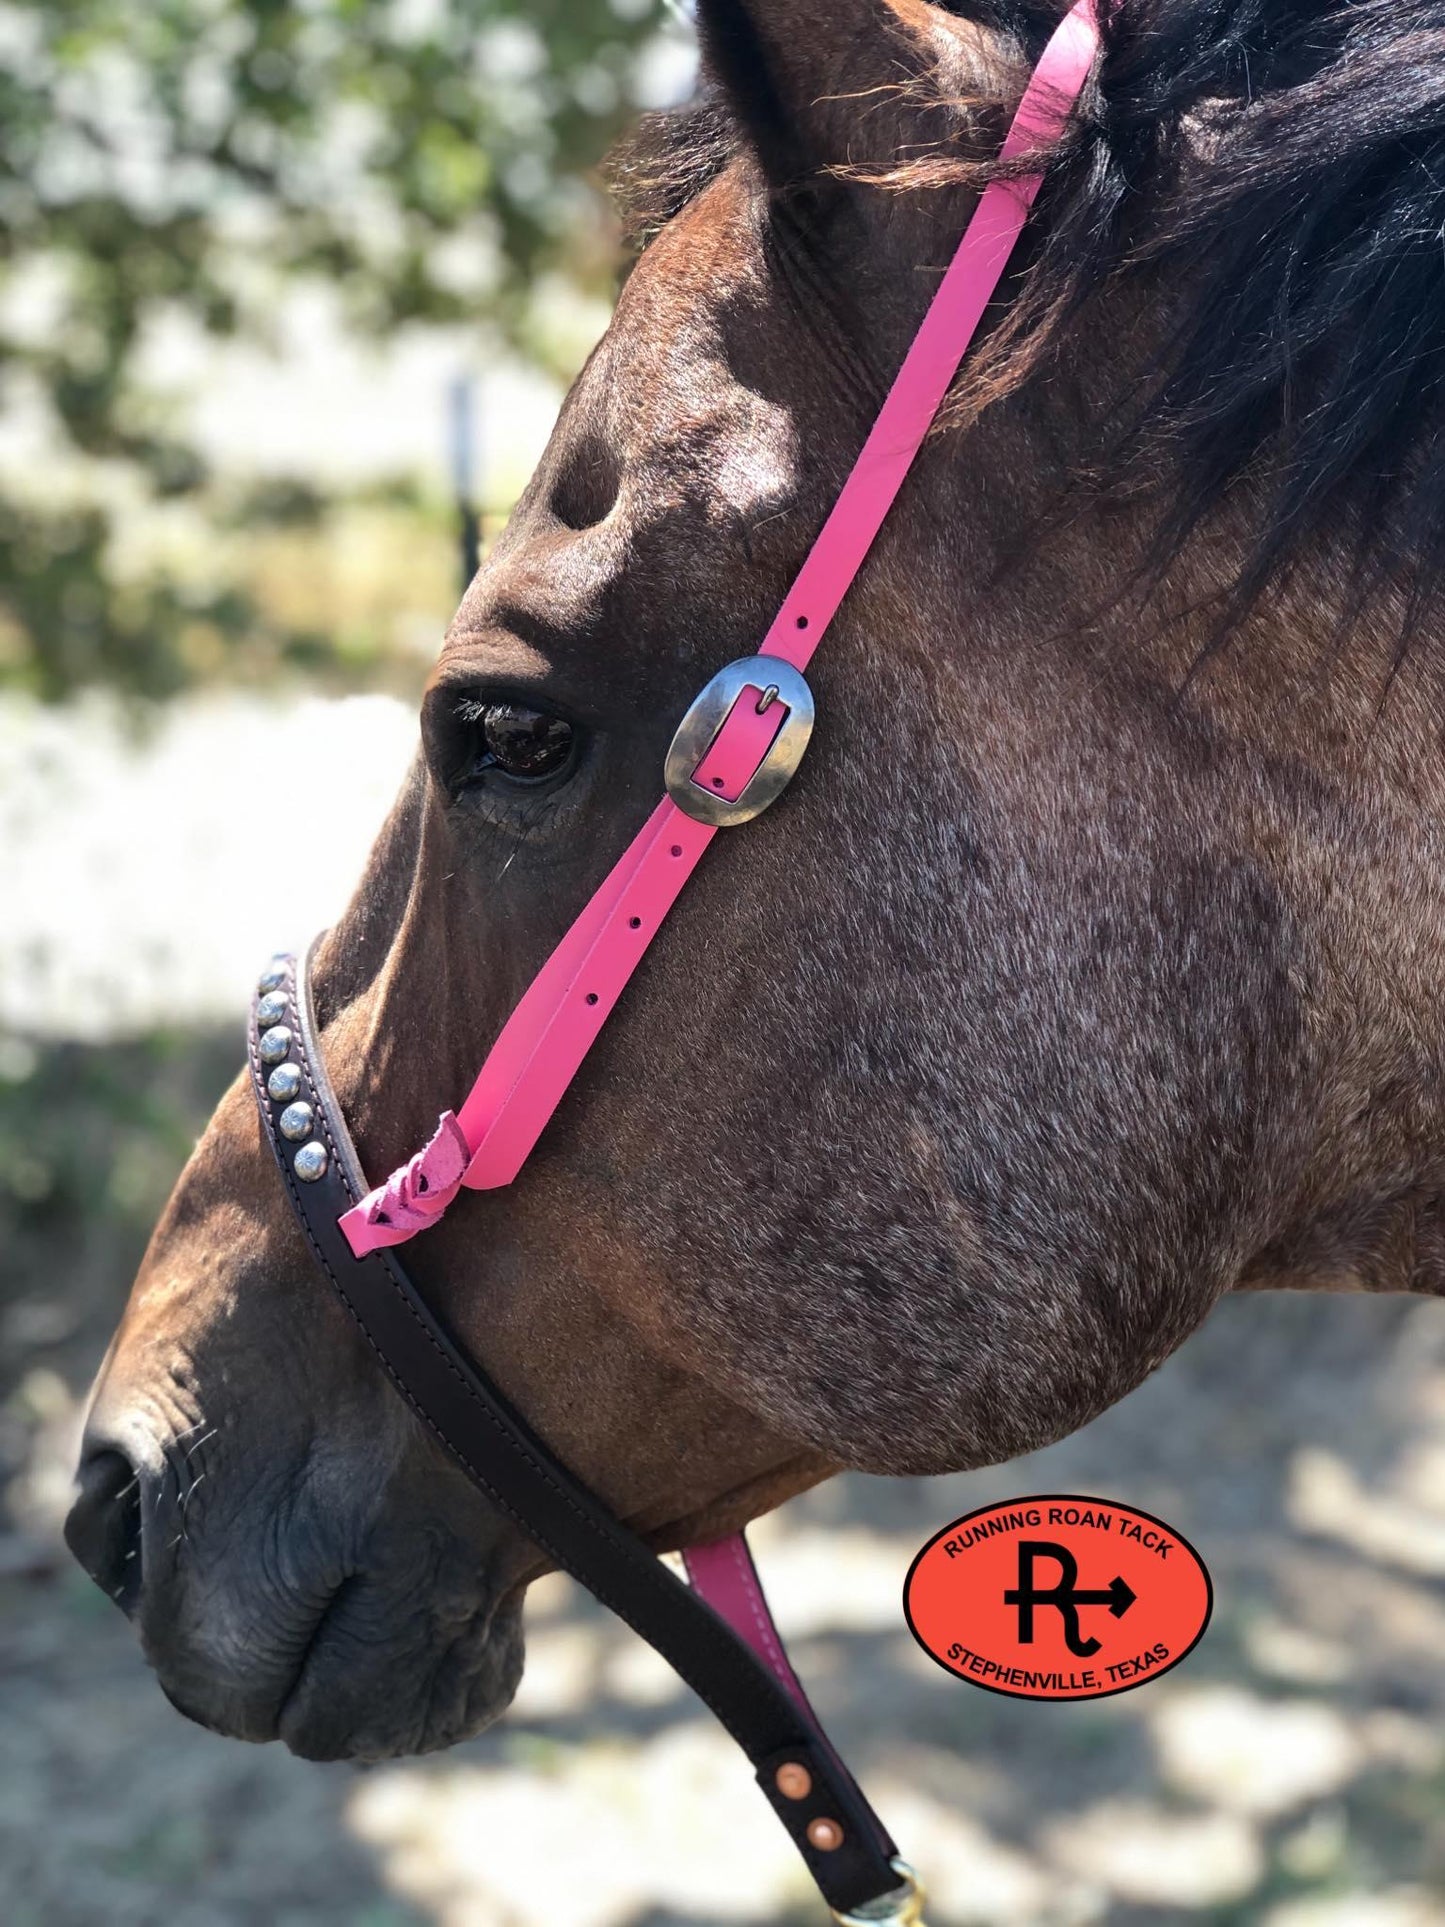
[
  {"left": 775, "top": 1762, "right": 812, "bottom": 1801},
  {"left": 807, "top": 1817, "right": 844, "bottom": 1852}
]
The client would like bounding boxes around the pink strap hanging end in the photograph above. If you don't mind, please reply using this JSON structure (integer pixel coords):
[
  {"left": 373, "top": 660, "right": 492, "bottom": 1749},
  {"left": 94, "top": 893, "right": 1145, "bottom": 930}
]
[{"left": 340, "top": 1110, "right": 471, "bottom": 1257}]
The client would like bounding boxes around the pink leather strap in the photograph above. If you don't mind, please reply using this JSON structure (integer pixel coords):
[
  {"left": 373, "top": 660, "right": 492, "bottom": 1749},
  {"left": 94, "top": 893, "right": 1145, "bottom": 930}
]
[
  {"left": 341, "top": 1, "right": 1099, "bottom": 1258},
  {"left": 684, "top": 1529, "right": 897, "bottom": 1863},
  {"left": 683, "top": 1532, "right": 814, "bottom": 1715}
]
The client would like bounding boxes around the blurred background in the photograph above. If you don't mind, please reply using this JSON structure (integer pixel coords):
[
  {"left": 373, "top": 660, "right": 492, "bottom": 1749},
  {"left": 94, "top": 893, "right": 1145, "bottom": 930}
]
[{"left": 3, "top": 2, "right": 1445, "bottom": 1922}]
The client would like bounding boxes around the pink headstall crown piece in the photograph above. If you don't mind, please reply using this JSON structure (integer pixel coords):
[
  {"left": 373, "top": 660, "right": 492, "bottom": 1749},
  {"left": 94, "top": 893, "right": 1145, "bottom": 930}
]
[
  {"left": 339, "top": 0, "right": 1100, "bottom": 1263},
  {"left": 349, "top": 1110, "right": 470, "bottom": 1249}
]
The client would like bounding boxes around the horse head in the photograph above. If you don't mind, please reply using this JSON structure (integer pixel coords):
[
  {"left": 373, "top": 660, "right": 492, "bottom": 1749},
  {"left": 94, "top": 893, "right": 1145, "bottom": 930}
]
[{"left": 66, "top": 0, "right": 1445, "bottom": 1769}]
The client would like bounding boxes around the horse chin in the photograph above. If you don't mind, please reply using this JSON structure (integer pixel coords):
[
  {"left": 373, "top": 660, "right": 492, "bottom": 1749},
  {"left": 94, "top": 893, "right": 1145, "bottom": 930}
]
[
  {"left": 149, "top": 1580, "right": 527, "bottom": 1765},
  {"left": 283, "top": 1590, "right": 525, "bottom": 1763}
]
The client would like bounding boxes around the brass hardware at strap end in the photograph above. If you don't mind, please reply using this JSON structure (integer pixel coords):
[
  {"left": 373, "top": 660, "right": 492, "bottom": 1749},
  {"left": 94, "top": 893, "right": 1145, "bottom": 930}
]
[
  {"left": 808, "top": 1817, "right": 845, "bottom": 1852},
  {"left": 775, "top": 1761, "right": 813, "bottom": 1800},
  {"left": 830, "top": 1858, "right": 928, "bottom": 1927}
]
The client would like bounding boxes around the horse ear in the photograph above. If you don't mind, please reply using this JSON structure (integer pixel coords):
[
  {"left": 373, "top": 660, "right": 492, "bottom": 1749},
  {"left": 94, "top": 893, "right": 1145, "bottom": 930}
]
[{"left": 694, "top": 0, "right": 992, "bottom": 184}]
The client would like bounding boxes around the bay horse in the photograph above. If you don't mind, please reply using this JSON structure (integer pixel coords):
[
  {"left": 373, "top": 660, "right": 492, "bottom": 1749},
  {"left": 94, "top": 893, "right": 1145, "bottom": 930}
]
[{"left": 65, "top": 0, "right": 1445, "bottom": 1842}]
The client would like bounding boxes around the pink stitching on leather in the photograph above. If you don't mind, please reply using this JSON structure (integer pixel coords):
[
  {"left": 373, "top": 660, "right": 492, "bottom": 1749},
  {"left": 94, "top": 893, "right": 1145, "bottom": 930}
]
[
  {"left": 682, "top": 1532, "right": 814, "bottom": 1715},
  {"left": 728, "top": 1530, "right": 810, "bottom": 1708},
  {"left": 338, "top": 1, "right": 1099, "bottom": 1261}
]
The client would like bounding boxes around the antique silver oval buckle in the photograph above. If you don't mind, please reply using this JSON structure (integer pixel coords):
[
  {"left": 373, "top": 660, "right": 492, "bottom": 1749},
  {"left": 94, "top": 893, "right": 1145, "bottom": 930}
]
[{"left": 663, "top": 655, "right": 815, "bottom": 828}]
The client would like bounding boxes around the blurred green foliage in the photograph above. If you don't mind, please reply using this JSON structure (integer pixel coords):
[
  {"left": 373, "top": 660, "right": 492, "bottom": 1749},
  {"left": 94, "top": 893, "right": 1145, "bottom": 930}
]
[
  {"left": 0, "top": 0, "right": 674, "bottom": 700},
  {"left": 0, "top": 1027, "right": 239, "bottom": 1404}
]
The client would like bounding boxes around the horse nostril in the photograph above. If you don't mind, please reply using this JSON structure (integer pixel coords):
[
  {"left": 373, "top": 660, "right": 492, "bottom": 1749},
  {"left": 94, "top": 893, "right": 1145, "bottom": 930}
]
[{"left": 64, "top": 1448, "right": 144, "bottom": 1617}]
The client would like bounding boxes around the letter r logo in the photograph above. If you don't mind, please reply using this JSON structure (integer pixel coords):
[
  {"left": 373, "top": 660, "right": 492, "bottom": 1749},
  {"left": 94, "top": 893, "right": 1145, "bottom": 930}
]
[{"left": 1003, "top": 1540, "right": 1136, "bottom": 1657}]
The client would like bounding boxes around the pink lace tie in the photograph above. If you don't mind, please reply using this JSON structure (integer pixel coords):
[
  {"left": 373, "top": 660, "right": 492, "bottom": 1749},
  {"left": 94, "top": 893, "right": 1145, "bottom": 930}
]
[{"left": 348, "top": 1111, "right": 470, "bottom": 1251}]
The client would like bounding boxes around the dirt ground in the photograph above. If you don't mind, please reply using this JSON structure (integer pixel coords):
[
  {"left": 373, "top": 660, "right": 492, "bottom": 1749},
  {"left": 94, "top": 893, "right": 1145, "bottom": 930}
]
[{"left": 5, "top": 1032, "right": 1445, "bottom": 1924}]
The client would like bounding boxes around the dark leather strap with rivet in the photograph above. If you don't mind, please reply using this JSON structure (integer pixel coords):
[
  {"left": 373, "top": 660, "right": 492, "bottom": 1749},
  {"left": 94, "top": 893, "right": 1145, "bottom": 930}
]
[{"left": 247, "top": 945, "right": 903, "bottom": 1918}]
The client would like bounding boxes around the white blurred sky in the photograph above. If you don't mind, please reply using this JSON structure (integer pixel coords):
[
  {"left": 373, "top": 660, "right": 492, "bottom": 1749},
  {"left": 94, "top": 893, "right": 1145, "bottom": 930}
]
[{"left": 0, "top": 691, "right": 418, "bottom": 1037}]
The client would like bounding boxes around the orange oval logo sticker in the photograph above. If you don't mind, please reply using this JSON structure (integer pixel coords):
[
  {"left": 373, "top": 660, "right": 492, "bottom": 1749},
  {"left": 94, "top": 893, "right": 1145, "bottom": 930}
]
[{"left": 904, "top": 1493, "right": 1212, "bottom": 1701}]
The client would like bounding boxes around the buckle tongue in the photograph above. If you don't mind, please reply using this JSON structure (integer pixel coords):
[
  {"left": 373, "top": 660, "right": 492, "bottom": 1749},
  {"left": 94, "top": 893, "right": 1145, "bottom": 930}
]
[{"left": 664, "top": 654, "right": 814, "bottom": 827}]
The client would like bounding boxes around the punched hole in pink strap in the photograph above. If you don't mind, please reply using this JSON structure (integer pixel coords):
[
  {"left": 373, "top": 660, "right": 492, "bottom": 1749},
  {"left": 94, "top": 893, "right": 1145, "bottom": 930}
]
[
  {"left": 336, "top": 0, "right": 1100, "bottom": 1259},
  {"left": 688, "top": 686, "right": 788, "bottom": 803}
]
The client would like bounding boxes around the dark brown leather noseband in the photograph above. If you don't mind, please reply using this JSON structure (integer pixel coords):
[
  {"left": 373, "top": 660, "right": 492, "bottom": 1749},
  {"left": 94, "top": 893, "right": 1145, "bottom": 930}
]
[{"left": 249, "top": 947, "right": 909, "bottom": 1921}]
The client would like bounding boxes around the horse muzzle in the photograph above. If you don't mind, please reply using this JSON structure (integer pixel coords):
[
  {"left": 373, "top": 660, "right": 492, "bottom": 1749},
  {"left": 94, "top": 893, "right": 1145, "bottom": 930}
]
[{"left": 65, "top": 1361, "right": 532, "bottom": 1761}]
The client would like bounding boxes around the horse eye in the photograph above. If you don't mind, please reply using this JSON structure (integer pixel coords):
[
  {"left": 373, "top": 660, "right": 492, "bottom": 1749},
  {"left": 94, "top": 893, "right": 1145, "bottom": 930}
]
[{"left": 473, "top": 704, "right": 575, "bottom": 783}]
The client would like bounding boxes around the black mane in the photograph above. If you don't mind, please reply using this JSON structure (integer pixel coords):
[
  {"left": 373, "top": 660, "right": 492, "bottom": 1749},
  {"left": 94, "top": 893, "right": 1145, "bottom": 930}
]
[
  {"left": 1024, "top": 0, "right": 1445, "bottom": 642},
  {"left": 611, "top": 2, "right": 1445, "bottom": 641}
]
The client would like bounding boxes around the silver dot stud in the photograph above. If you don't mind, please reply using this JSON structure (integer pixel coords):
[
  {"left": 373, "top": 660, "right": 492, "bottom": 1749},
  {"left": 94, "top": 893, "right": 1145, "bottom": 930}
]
[
  {"left": 257, "top": 959, "right": 288, "bottom": 994},
  {"left": 293, "top": 1141, "right": 329, "bottom": 1183},
  {"left": 256, "top": 990, "right": 289, "bottom": 1027},
  {"left": 258, "top": 1025, "right": 292, "bottom": 1065},
  {"left": 279, "top": 1101, "right": 314, "bottom": 1142},
  {"left": 267, "top": 1063, "right": 303, "bottom": 1103}
]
